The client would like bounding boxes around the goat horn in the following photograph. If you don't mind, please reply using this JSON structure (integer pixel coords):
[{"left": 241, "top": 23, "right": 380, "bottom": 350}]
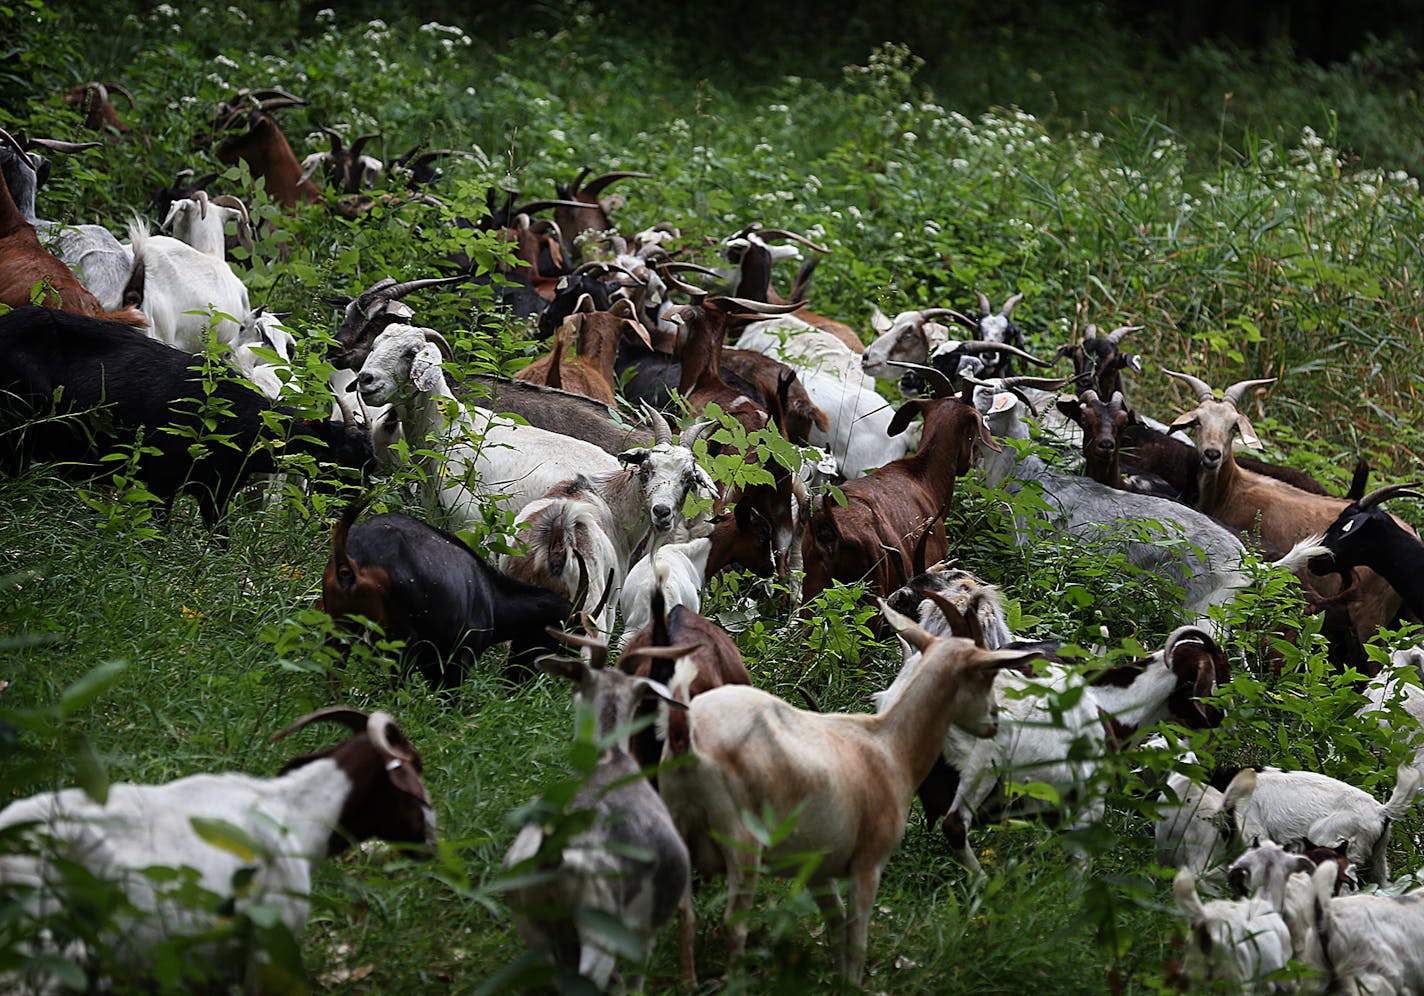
[
  {"left": 588, "top": 568, "right": 617, "bottom": 622},
  {"left": 1106, "top": 324, "right": 1142, "bottom": 344},
  {"left": 321, "top": 125, "right": 345, "bottom": 152},
  {"left": 0, "top": 128, "right": 28, "bottom": 159},
  {"left": 951, "top": 340, "right": 1056, "bottom": 367},
  {"left": 885, "top": 360, "right": 957, "bottom": 398},
  {"left": 333, "top": 386, "right": 357, "bottom": 427},
  {"left": 209, "top": 194, "right": 250, "bottom": 223},
  {"left": 23, "top": 137, "right": 101, "bottom": 153},
  {"left": 570, "top": 548, "right": 590, "bottom": 616},
  {"left": 994, "top": 374, "right": 1070, "bottom": 391},
  {"left": 351, "top": 132, "right": 380, "bottom": 156},
  {"left": 918, "top": 308, "right": 977, "bottom": 326},
  {"left": 710, "top": 296, "right": 805, "bottom": 315},
  {"left": 255, "top": 96, "right": 307, "bottom": 113},
  {"left": 104, "top": 82, "right": 135, "bottom": 106},
  {"left": 422, "top": 329, "right": 454, "bottom": 361},
  {"left": 756, "top": 229, "right": 831, "bottom": 254},
  {"left": 1162, "top": 369, "right": 1216, "bottom": 403},
  {"left": 658, "top": 265, "right": 709, "bottom": 299},
  {"left": 912, "top": 507, "right": 944, "bottom": 577},
  {"left": 662, "top": 261, "right": 723, "bottom": 278},
  {"left": 1000, "top": 292, "right": 1024, "bottom": 317},
  {"left": 194, "top": 188, "right": 209, "bottom": 220},
  {"left": 579, "top": 170, "right": 651, "bottom": 198},
  {"left": 975, "top": 291, "right": 992, "bottom": 315},
  {"left": 572, "top": 260, "right": 634, "bottom": 278},
  {"left": 545, "top": 623, "right": 608, "bottom": 656},
  {"left": 564, "top": 165, "right": 594, "bottom": 195},
  {"left": 1221, "top": 378, "right": 1277, "bottom": 409},
  {"left": 1356, "top": 482, "right": 1424, "bottom": 510},
  {"left": 379, "top": 272, "right": 467, "bottom": 301},
  {"left": 509, "top": 198, "right": 589, "bottom": 216},
  {"left": 269, "top": 706, "right": 370, "bottom": 742},
  {"left": 880, "top": 543, "right": 908, "bottom": 582},
  {"left": 367, "top": 711, "right": 415, "bottom": 763},
  {"left": 641, "top": 401, "right": 673, "bottom": 445},
  {"left": 680, "top": 419, "right": 715, "bottom": 449}
]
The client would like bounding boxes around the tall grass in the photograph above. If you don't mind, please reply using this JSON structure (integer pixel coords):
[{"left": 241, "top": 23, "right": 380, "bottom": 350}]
[{"left": 3, "top": 2, "right": 1423, "bottom": 991}]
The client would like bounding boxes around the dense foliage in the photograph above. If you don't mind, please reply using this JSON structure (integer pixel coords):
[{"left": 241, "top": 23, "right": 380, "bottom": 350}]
[{"left": 2, "top": 1, "right": 1422, "bottom": 991}]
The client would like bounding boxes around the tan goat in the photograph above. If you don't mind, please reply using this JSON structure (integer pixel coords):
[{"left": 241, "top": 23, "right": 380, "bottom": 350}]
[
  {"left": 659, "top": 600, "right": 1042, "bottom": 984},
  {"left": 514, "top": 296, "right": 649, "bottom": 404},
  {"left": 1164, "top": 370, "right": 1412, "bottom": 642}
]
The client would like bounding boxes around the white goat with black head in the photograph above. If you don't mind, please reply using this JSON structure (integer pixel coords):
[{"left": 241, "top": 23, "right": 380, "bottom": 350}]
[
  {"left": 0, "top": 708, "right": 434, "bottom": 992},
  {"left": 504, "top": 631, "right": 692, "bottom": 990}
]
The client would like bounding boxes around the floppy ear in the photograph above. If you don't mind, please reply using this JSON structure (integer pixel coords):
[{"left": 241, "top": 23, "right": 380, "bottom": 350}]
[
  {"left": 1168, "top": 410, "right": 1200, "bottom": 435},
  {"left": 410, "top": 344, "right": 444, "bottom": 393},
  {"left": 887, "top": 399, "right": 925, "bottom": 437},
  {"left": 1056, "top": 395, "right": 1084, "bottom": 425},
  {"left": 618, "top": 448, "right": 650, "bottom": 466},
  {"left": 1236, "top": 413, "right": 1263, "bottom": 449}
]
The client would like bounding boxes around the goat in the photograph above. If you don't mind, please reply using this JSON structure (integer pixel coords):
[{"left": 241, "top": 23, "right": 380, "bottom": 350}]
[
  {"left": 551, "top": 167, "right": 650, "bottom": 262},
  {"left": 0, "top": 130, "right": 136, "bottom": 313},
  {"left": 1309, "top": 482, "right": 1424, "bottom": 621},
  {"left": 159, "top": 190, "right": 253, "bottom": 261},
  {"left": 0, "top": 133, "right": 143, "bottom": 325},
  {"left": 1055, "top": 323, "right": 1143, "bottom": 398},
  {"left": 0, "top": 708, "right": 433, "bottom": 990},
  {"left": 802, "top": 396, "right": 994, "bottom": 605},
  {"left": 320, "top": 505, "right": 574, "bottom": 686},
  {"left": 500, "top": 411, "right": 717, "bottom": 633},
  {"left": 1298, "top": 860, "right": 1424, "bottom": 995},
  {"left": 467, "top": 373, "right": 656, "bottom": 455},
  {"left": 1172, "top": 868, "right": 1295, "bottom": 992},
  {"left": 299, "top": 125, "right": 383, "bottom": 193},
  {"left": 861, "top": 306, "right": 965, "bottom": 382},
  {"left": 209, "top": 89, "right": 323, "bottom": 208},
  {"left": 658, "top": 600, "right": 1041, "bottom": 983},
  {"left": 503, "top": 639, "right": 692, "bottom": 990},
  {"left": 0, "top": 306, "right": 372, "bottom": 527},
  {"left": 1165, "top": 370, "right": 1410, "bottom": 645},
  {"left": 64, "top": 81, "right": 136, "bottom": 136},
  {"left": 796, "top": 367, "right": 917, "bottom": 478},
  {"left": 125, "top": 216, "right": 250, "bottom": 351},
  {"left": 514, "top": 296, "right": 649, "bottom": 404},
  {"left": 229, "top": 306, "right": 296, "bottom": 400},
  {"left": 325, "top": 273, "right": 469, "bottom": 373},
  {"left": 1157, "top": 764, "right": 1261, "bottom": 887},
  {"left": 1163, "top": 764, "right": 1422, "bottom": 887},
  {"left": 1227, "top": 838, "right": 1357, "bottom": 912}
]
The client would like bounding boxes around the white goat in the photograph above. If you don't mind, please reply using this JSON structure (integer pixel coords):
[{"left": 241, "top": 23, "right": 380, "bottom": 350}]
[
  {"left": 798, "top": 368, "right": 916, "bottom": 478},
  {"left": 1160, "top": 764, "right": 1422, "bottom": 886},
  {"left": 504, "top": 642, "right": 691, "bottom": 990},
  {"left": 0, "top": 709, "right": 434, "bottom": 992},
  {"left": 1360, "top": 645, "right": 1424, "bottom": 771},
  {"left": 617, "top": 538, "right": 711, "bottom": 650},
  {"left": 1172, "top": 867, "right": 1295, "bottom": 993},
  {"left": 1157, "top": 766, "right": 1260, "bottom": 888},
  {"left": 736, "top": 314, "right": 869, "bottom": 385},
  {"left": 230, "top": 307, "right": 297, "bottom": 400},
  {"left": 860, "top": 307, "right": 958, "bottom": 382},
  {"left": 159, "top": 190, "right": 252, "bottom": 261},
  {"left": 659, "top": 600, "right": 1041, "bottom": 984},
  {"left": 126, "top": 217, "right": 250, "bottom": 351},
  {"left": 1300, "top": 860, "right": 1424, "bottom": 995}
]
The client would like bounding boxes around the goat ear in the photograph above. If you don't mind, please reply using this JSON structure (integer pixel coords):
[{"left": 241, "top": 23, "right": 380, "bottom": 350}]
[
  {"left": 535, "top": 652, "right": 587, "bottom": 684},
  {"left": 1167, "top": 411, "right": 1200, "bottom": 435},
  {"left": 618, "top": 448, "right": 650, "bottom": 466},
  {"left": 870, "top": 306, "right": 893, "bottom": 334},
  {"left": 887, "top": 399, "right": 925, "bottom": 437},
  {"left": 974, "top": 646, "right": 1043, "bottom": 673},
  {"left": 1055, "top": 395, "right": 1084, "bottom": 424},
  {"left": 1223, "top": 768, "right": 1258, "bottom": 812},
  {"left": 1235, "top": 413, "right": 1263, "bottom": 449},
  {"left": 410, "top": 344, "right": 444, "bottom": 393}
]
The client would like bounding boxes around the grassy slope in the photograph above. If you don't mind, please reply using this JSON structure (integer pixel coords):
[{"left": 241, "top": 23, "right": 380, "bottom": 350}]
[{"left": 3, "top": 2, "right": 1423, "bottom": 992}]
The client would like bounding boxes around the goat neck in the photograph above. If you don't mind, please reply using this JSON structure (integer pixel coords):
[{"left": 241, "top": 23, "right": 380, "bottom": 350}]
[{"left": 218, "top": 114, "right": 321, "bottom": 208}]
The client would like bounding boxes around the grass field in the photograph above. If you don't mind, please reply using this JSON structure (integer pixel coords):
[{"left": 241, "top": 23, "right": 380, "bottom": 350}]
[{"left": 4, "top": 2, "right": 1424, "bottom": 992}]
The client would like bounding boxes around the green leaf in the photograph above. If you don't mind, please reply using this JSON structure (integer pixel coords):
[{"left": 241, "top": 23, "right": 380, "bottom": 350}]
[
  {"left": 72, "top": 733, "right": 109, "bottom": 805},
  {"left": 190, "top": 817, "right": 266, "bottom": 863},
  {"left": 58, "top": 660, "right": 128, "bottom": 718}
]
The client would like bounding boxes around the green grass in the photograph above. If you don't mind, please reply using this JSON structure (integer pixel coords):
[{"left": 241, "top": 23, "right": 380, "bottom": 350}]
[{"left": 4, "top": 2, "right": 1424, "bottom": 992}]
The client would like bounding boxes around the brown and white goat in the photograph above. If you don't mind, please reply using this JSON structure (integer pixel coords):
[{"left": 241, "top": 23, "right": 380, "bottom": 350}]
[
  {"left": 658, "top": 600, "right": 1041, "bottom": 983},
  {"left": 1165, "top": 371, "right": 1411, "bottom": 642},
  {"left": 802, "top": 396, "right": 996, "bottom": 604}
]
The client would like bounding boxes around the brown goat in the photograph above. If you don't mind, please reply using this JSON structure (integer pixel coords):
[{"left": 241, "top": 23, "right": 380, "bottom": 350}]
[
  {"left": 212, "top": 91, "right": 323, "bottom": 208},
  {"left": 553, "top": 167, "right": 650, "bottom": 261},
  {"left": 514, "top": 296, "right": 650, "bottom": 403},
  {"left": 802, "top": 397, "right": 996, "bottom": 605},
  {"left": 0, "top": 165, "right": 145, "bottom": 326},
  {"left": 65, "top": 82, "right": 136, "bottom": 136}
]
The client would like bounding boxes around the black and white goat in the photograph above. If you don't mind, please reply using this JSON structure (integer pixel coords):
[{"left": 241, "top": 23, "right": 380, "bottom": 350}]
[{"left": 0, "top": 708, "right": 433, "bottom": 990}]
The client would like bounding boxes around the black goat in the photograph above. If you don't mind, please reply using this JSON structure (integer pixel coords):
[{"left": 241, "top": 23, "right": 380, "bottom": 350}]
[
  {"left": 321, "top": 506, "right": 575, "bottom": 686},
  {"left": 1309, "top": 482, "right": 1424, "bottom": 620},
  {"left": 0, "top": 306, "right": 372, "bottom": 527}
]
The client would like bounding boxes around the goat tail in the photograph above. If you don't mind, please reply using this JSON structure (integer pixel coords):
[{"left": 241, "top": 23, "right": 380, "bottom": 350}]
[
  {"left": 1383, "top": 763, "right": 1424, "bottom": 821},
  {"left": 1270, "top": 533, "right": 1329, "bottom": 575},
  {"left": 1171, "top": 868, "right": 1207, "bottom": 923},
  {"left": 102, "top": 304, "right": 149, "bottom": 328}
]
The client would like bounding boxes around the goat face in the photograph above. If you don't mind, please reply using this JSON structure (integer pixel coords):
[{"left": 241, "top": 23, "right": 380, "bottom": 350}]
[
  {"left": 1163, "top": 627, "right": 1230, "bottom": 728},
  {"left": 1169, "top": 397, "right": 1262, "bottom": 472},
  {"left": 1309, "top": 503, "right": 1391, "bottom": 576},
  {"left": 356, "top": 326, "right": 444, "bottom": 405},
  {"left": 619, "top": 444, "right": 715, "bottom": 536},
  {"left": 862, "top": 311, "right": 947, "bottom": 381}
]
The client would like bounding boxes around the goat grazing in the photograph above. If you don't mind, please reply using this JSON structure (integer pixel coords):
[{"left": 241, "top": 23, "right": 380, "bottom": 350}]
[
  {"left": 658, "top": 600, "right": 1041, "bottom": 983},
  {"left": 0, "top": 708, "right": 433, "bottom": 990},
  {"left": 320, "top": 505, "right": 575, "bottom": 686},
  {"left": 1172, "top": 868, "right": 1294, "bottom": 992},
  {"left": 126, "top": 216, "right": 251, "bottom": 351}
]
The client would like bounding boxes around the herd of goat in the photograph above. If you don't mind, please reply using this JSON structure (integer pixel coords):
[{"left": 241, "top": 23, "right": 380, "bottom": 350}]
[{"left": 3, "top": 82, "right": 1424, "bottom": 992}]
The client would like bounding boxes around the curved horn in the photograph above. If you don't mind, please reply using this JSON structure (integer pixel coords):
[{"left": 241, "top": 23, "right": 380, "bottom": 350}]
[
  {"left": 378, "top": 272, "right": 467, "bottom": 300},
  {"left": 993, "top": 374, "right": 1071, "bottom": 391},
  {"left": 710, "top": 296, "right": 805, "bottom": 315},
  {"left": 1221, "top": 378, "right": 1277, "bottom": 409},
  {"left": 209, "top": 193, "right": 250, "bottom": 224},
  {"left": 912, "top": 508, "right": 942, "bottom": 577},
  {"left": 641, "top": 401, "right": 673, "bottom": 445},
  {"left": 366, "top": 711, "right": 415, "bottom": 763},
  {"left": 885, "top": 360, "right": 957, "bottom": 398},
  {"left": 949, "top": 340, "right": 1055, "bottom": 366},
  {"left": 1356, "top": 482, "right": 1424, "bottom": 510},
  {"left": 570, "top": 548, "right": 590, "bottom": 616},
  {"left": 509, "top": 198, "right": 590, "bottom": 215},
  {"left": 1106, "top": 324, "right": 1142, "bottom": 344},
  {"left": 194, "top": 188, "right": 209, "bottom": 220},
  {"left": 579, "top": 170, "right": 651, "bottom": 198},
  {"left": 1162, "top": 369, "right": 1216, "bottom": 403},
  {"left": 0, "top": 128, "right": 29, "bottom": 159},
  {"left": 22, "top": 137, "right": 101, "bottom": 153},
  {"left": 975, "top": 291, "right": 992, "bottom": 315},
  {"left": 756, "top": 229, "right": 831, "bottom": 254},
  {"left": 332, "top": 386, "right": 357, "bottom": 426},
  {"left": 255, "top": 96, "right": 307, "bottom": 113},
  {"left": 269, "top": 706, "right": 370, "bottom": 742},
  {"left": 918, "top": 308, "right": 978, "bottom": 326},
  {"left": 104, "top": 82, "right": 135, "bottom": 106},
  {"left": 350, "top": 132, "right": 380, "bottom": 157},
  {"left": 588, "top": 568, "right": 617, "bottom": 622},
  {"left": 422, "top": 329, "right": 454, "bottom": 361},
  {"left": 1000, "top": 292, "right": 1025, "bottom": 317},
  {"left": 544, "top": 624, "right": 609, "bottom": 669},
  {"left": 658, "top": 265, "right": 709, "bottom": 300},
  {"left": 661, "top": 261, "right": 724, "bottom": 279}
]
